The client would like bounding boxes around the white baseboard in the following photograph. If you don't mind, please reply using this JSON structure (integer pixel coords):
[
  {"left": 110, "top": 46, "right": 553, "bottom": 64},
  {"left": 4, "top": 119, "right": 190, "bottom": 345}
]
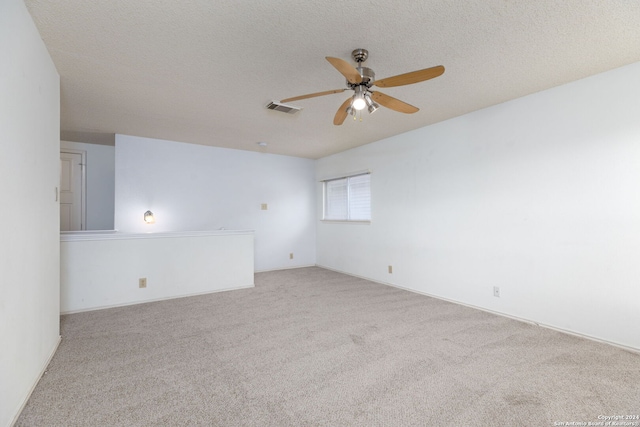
[
  {"left": 316, "top": 264, "right": 640, "bottom": 355},
  {"left": 255, "top": 264, "right": 316, "bottom": 273},
  {"left": 11, "top": 335, "right": 62, "bottom": 427},
  {"left": 61, "top": 284, "right": 254, "bottom": 315}
]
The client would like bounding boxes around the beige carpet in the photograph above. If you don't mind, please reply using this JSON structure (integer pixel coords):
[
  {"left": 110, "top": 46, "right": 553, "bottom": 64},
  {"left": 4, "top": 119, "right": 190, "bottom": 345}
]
[{"left": 17, "top": 267, "right": 640, "bottom": 426}]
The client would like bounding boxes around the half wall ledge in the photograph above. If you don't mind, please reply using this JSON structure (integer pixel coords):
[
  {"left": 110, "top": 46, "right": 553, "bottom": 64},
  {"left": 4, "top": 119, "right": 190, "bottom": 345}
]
[{"left": 60, "top": 230, "right": 255, "bottom": 313}]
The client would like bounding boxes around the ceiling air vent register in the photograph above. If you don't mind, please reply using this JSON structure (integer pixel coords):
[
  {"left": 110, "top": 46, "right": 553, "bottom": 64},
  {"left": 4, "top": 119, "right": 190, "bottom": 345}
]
[{"left": 265, "top": 101, "right": 302, "bottom": 114}]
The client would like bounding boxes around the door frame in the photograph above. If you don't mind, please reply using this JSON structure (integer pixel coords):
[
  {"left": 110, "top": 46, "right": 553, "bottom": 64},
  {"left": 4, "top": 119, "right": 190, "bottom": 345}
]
[{"left": 60, "top": 148, "right": 87, "bottom": 230}]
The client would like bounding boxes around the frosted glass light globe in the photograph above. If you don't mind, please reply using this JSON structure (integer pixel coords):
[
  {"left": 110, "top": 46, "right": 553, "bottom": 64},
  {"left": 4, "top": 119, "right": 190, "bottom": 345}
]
[{"left": 352, "top": 97, "right": 366, "bottom": 111}]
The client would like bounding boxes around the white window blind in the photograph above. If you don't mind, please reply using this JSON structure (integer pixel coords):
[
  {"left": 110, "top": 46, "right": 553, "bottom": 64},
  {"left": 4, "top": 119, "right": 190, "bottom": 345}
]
[{"left": 323, "top": 173, "right": 371, "bottom": 221}]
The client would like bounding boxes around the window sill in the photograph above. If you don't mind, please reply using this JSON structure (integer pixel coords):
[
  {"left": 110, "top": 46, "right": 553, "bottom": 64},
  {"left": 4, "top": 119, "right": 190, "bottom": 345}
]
[{"left": 320, "top": 220, "right": 371, "bottom": 225}]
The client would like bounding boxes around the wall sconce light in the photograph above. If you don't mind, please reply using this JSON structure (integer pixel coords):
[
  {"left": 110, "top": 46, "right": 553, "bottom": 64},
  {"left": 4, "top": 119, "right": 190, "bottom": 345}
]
[{"left": 144, "top": 210, "right": 155, "bottom": 224}]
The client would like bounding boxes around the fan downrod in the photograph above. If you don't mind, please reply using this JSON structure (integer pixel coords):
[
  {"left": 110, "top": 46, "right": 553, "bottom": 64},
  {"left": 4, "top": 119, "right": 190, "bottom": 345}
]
[{"left": 349, "top": 49, "right": 374, "bottom": 87}]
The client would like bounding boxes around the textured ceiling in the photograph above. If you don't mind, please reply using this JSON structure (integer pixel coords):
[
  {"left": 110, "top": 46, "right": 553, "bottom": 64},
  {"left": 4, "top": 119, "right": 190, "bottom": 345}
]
[{"left": 25, "top": 0, "right": 640, "bottom": 159}]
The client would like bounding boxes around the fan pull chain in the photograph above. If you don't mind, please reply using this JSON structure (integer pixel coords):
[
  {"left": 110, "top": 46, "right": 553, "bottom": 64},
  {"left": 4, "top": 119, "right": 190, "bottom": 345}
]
[{"left": 351, "top": 109, "right": 364, "bottom": 122}]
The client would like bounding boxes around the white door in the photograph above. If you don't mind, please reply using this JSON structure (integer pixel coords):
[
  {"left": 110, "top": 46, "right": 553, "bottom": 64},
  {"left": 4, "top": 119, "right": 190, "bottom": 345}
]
[{"left": 60, "top": 151, "right": 85, "bottom": 231}]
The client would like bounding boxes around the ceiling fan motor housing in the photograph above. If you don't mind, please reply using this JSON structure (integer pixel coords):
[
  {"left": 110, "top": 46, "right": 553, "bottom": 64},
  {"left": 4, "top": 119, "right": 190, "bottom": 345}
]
[{"left": 348, "top": 66, "right": 375, "bottom": 88}]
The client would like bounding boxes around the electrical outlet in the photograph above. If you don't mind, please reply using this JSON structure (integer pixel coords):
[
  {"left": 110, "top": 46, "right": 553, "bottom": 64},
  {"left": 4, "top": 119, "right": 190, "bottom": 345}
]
[
  {"left": 261, "top": 203, "right": 268, "bottom": 210},
  {"left": 139, "top": 278, "right": 147, "bottom": 289},
  {"left": 493, "top": 286, "right": 500, "bottom": 297},
  {"left": 289, "top": 253, "right": 294, "bottom": 259},
  {"left": 388, "top": 265, "right": 393, "bottom": 274}
]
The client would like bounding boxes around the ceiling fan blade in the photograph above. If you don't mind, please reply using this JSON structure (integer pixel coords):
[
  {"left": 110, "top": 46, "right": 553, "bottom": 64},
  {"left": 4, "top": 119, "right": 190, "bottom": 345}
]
[
  {"left": 333, "top": 97, "right": 353, "bottom": 125},
  {"left": 373, "top": 65, "right": 445, "bottom": 88},
  {"left": 326, "top": 57, "right": 363, "bottom": 84},
  {"left": 370, "top": 91, "right": 419, "bottom": 114},
  {"left": 281, "top": 89, "right": 346, "bottom": 103}
]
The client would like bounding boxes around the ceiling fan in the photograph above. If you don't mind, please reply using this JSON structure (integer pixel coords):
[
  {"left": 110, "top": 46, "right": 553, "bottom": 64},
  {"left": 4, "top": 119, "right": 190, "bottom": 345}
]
[{"left": 280, "top": 48, "right": 444, "bottom": 125}]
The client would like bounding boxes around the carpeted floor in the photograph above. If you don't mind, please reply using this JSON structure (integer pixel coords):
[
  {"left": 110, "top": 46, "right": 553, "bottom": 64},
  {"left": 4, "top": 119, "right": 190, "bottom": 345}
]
[{"left": 17, "top": 267, "right": 640, "bottom": 426}]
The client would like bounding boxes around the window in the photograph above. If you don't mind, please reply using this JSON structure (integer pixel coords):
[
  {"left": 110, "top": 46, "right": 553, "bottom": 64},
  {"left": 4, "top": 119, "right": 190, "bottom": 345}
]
[{"left": 323, "top": 173, "right": 371, "bottom": 221}]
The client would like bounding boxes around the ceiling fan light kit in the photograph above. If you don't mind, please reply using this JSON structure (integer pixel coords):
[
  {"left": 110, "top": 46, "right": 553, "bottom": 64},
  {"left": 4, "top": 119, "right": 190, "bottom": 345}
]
[
  {"left": 352, "top": 86, "right": 367, "bottom": 111},
  {"left": 279, "top": 48, "right": 444, "bottom": 125}
]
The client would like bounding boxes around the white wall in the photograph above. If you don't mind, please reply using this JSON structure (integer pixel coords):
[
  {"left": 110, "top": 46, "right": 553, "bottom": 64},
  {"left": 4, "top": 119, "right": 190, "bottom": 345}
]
[
  {"left": 114, "top": 135, "right": 316, "bottom": 271},
  {"left": 0, "top": 1, "right": 60, "bottom": 425},
  {"left": 61, "top": 140, "right": 115, "bottom": 230},
  {"left": 61, "top": 231, "right": 254, "bottom": 313},
  {"left": 317, "top": 61, "right": 640, "bottom": 351}
]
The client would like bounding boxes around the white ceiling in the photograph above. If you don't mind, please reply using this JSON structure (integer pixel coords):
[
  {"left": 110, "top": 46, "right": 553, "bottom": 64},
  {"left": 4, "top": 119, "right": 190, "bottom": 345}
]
[{"left": 25, "top": 0, "right": 640, "bottom": 159}]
